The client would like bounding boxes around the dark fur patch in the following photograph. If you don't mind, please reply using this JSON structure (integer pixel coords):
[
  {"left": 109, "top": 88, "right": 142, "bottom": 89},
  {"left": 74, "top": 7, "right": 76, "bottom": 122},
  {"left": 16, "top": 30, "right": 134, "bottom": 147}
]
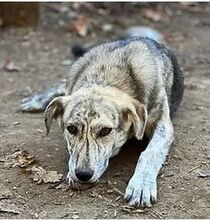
[
  {"left": 127, "top": 64, "right": 146, "bottom": 103},
  {"left": 69, "top": 64, "right": 89, "bottom": 94},
  {"left": 169, "top": 51, "right": 184, "bottom": 117},
  {"left": 86, "top": 138, "right": 90, "bottom": 164},
  {"left": 71, "top": 44, "right": 88, "bottom": 58},
  {"left": 147, "top": 80, "right": 159, "bottom": 113},
  {"left": 100, "top": 65, "right": 105, "bottom": 71},
  {"left": 88, "top": 109, "right": 97, "bottom": 118}
]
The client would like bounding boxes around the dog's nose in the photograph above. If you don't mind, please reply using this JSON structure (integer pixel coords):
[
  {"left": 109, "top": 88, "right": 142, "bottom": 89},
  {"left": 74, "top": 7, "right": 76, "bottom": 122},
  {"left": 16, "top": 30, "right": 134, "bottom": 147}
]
[{"left": 75, "top": 168, "right": 94, "bottom": 182}]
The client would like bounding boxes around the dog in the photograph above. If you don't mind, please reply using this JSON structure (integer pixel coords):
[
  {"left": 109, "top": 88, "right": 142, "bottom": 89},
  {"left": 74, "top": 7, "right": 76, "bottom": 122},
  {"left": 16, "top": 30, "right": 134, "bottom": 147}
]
[{"left": 44, "top": 37, "right": 184, "bottom": 207}]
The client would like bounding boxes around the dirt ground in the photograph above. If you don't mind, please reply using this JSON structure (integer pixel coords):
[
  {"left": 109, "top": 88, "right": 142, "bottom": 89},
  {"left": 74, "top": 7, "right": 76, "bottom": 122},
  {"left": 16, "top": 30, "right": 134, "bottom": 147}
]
[{"left": 0, "top": 3, "right": 210, "bottom": 219}]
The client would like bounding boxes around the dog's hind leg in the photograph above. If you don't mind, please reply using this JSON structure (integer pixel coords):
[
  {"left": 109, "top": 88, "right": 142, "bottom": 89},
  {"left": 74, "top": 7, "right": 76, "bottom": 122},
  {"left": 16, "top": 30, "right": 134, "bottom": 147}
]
[
  {"left": 124, "top": 102, "right": 174, "bottom": 207},
  {"left": 20, "top": 79, "right": 66, "bottom": 112}
]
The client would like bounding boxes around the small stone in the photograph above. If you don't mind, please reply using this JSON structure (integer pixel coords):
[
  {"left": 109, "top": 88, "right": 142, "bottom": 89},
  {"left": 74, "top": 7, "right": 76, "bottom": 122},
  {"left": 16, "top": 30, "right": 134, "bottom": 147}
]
[
  {"left": 60, "top": 6, "right": 69, "bottom": 13},
  {"left": 102, "top": 24, "right": 113, "bottom": 32},
  {"left": 61, "top": 60, "right": 73, "bottom": 66},
  {"left": 114, "top": 210, "right": 117, "bottom": 217},
  {"left": 13, "top": 122, "right": 21, "bottom": 126},
  {"left": 59, "top": 20, "right": 65, "bottom": 27},
  {"left": 44, "top": 45, "right": 50, "bottom": 51},
  {"left": 72, "top": 214, "right": 79, "bottom": 219},
  {"left": 22, "top": 35, "right": 30, "bottom": 41},
  {"left": 124, "top": 26, "right": 164, "bottom": 43},
  {"left": 196, "top": 106, "right": 205, "bottom": 110},
  {"left": 3, "top": 60, "right": 21, "bottom": 72},
  {"left": 107, "top": 189, "right": 114, "bottom": 194},
  {"left": 21, "top": 41, "right": 31, "bottom": 48},
  {"left": 36, "top": 129, "right": 44, "bottom": 133}
]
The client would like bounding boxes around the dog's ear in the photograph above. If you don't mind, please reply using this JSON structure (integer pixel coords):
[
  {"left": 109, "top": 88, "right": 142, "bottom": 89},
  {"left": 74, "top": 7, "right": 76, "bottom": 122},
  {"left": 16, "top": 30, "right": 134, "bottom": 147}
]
[
  {"left": 123, "top": 99, "right": 147, "bottom": 140},
  {"left": 44, "top": 96, "right": 69, "bottom": 135}
]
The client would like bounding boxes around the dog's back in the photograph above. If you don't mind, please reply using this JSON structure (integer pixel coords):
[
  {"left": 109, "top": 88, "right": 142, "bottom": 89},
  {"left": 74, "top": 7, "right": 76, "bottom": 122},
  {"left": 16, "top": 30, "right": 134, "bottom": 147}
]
[{"left": 66, "top": 37, "right": 184, "bottom": 119}]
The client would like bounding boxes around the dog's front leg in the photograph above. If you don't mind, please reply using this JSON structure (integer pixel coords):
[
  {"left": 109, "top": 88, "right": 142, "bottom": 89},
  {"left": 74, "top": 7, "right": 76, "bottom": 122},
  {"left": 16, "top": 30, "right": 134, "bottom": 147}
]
[{"left": 125, "top": 118, "right": 174, "bottom": 207}]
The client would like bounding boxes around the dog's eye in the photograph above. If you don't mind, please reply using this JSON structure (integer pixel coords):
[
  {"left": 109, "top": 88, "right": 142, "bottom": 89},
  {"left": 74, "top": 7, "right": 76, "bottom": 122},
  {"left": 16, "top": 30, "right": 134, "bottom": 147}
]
[
  {"left": 98, "top": 127, "right": 112, "bottom": 137},
  {"left": 67, "top": 125, "right": 78, "bottom": 135}
]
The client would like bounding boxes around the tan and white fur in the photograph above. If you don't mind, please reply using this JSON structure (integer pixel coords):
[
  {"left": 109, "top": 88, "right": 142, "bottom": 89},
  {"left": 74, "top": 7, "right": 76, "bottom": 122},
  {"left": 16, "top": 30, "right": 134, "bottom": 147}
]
[{"left": 45, "top": 37, "right": 184, "bottom": 207}]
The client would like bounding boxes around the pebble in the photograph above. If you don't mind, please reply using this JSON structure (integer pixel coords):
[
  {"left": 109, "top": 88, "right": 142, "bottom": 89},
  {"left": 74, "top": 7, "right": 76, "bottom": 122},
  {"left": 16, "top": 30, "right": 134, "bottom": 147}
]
[
  {"left": 60, "top": 6, "right": 69, "bottom": 13},
  {"left": 102, "top": 24, "right": 113, "bottom": 32},
  {"left": 124, "top": 26, "right": 165, "bottom": 43},
  {"left": 196, "top": 106, "right": 205, "bottom": 110},
  {"left": 72, "top": 214, "right": 79, "bottom": 219},
  {"left": 13, "top": 122, "right": 21, "bottom": 126},
  {"left": 61, "top": 60, "right": 73, "bottom": 66}
]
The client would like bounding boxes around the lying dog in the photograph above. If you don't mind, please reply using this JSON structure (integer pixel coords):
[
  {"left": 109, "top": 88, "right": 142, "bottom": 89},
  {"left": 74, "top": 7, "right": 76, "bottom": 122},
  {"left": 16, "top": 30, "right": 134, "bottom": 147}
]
[{"left": 43, "top": 37, "right": 184, "bottom": 207}]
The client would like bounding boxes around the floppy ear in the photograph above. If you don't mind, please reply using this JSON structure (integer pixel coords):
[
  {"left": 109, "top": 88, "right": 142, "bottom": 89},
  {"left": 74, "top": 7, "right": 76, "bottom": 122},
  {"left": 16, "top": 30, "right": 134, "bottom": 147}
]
[
  {"left": 123, "top": 99, "right": 147, "bottom": 140},
  {"left": 44, "top": 96, "right": 66, "bottom": 135}
]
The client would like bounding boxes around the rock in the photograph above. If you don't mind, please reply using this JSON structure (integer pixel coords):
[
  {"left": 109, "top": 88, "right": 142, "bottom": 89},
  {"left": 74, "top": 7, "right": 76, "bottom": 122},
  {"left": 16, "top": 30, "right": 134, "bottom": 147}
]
[
  {"left": 102, "top": 24, "right": 113, "bottom": 32},
  {"left": 61, "top": 59, "right": 73, "bottom": 66},
  {"left": 3, "top": 60, "right": 21, "bottom": 72},
  {"left": 124, "top": 26, "right": 165, "bottom": 43}
]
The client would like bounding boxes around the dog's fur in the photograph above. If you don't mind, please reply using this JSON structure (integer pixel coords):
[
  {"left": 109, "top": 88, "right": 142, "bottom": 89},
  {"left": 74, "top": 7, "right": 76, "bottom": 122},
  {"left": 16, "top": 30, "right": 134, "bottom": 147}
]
[{"left": 45, "top": 37, "right": 184, "bottom": 207}]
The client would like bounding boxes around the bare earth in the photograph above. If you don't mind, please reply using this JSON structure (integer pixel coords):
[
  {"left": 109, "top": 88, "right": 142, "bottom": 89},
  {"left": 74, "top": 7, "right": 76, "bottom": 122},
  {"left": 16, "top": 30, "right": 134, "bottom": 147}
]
[{"left": 0, "top": 3, "right": 210, "bottom": 218}]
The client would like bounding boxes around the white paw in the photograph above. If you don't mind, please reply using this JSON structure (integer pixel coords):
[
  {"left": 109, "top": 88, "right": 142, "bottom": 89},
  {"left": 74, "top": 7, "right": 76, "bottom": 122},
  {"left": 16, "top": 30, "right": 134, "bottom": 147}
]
[{"left": 124, "top": 172, "right": 157, "bottom": 208}]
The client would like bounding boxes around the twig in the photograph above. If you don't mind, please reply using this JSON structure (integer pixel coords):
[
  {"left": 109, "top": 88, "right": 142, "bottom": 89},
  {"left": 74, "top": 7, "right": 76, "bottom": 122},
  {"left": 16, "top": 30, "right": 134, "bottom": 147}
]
[
  {"left": 189, "top": 162, "right": 208, "bottom": 173},
  {"left": 0, "top": 208, "right": 21, "bottom": 215},
  {"left": 188, "top": 164, "right": 202, "bottom": 173}
]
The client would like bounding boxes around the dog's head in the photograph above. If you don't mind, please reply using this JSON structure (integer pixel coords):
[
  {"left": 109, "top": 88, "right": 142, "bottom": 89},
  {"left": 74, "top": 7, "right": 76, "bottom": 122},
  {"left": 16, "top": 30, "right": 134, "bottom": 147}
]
[{"left": 45, "top": 86, "right": 147, "bottom": 187}]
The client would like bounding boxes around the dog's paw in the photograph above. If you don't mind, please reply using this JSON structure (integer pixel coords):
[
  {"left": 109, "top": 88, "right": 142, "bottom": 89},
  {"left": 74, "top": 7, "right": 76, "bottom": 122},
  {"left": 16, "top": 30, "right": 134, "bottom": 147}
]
[{"left": 124, "top": 173, "right": 157, "bottom": 208}]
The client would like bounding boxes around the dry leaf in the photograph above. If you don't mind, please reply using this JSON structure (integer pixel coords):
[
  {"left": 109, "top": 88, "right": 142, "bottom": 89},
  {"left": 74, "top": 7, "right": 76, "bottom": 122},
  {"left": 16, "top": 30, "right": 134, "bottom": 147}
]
[
  {"left": 180, "top": 2, "right": 201, "bottom": 13},
  {"left": 143, "top": 8, "right": 171, "bottom": 22},
  {"left": 3, "top": 60, "right": 21, "bottom": 72},
  {"left": 0, "top": 150, "right": 35, "bottom": 168},
  {"left": 16, "top": 150, "right": 35, "bottom": 168},
  {"left": 143, "top": 9, "right": 162, "bottom": 22},
  {"left": 70, "top": 16, "right": 89, "bottom": 37},
  {"left": 29, "top": 166, "right": 63, "bottom": 184}
]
